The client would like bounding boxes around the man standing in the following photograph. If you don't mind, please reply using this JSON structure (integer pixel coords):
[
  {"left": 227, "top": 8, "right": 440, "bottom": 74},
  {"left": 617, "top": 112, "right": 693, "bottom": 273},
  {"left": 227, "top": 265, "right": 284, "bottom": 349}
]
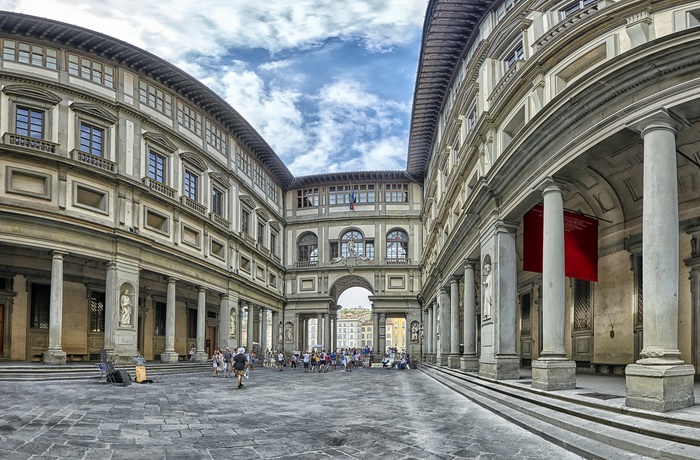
[{"left": 233, "top": 347, "right": 249, "bottom": 389}]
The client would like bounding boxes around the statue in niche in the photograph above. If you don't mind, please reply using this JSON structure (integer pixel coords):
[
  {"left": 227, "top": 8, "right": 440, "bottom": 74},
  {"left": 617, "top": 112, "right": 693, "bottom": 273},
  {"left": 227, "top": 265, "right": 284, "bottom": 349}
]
[
  {"left": 284, "top": 322, "right": 294, "bottom": 342},
  {"left": 120, "top": 289, "right": 132, "bottom": 325},
  {"left": 230, "top": 308, "right": 237, "bottom": 339},
  {"left": 410, "top": 321, "right": 420, "bottom": 343},
  {"left": 278, "top": 321, "right": 284, "bottom": 343},
  {"left": 483, "top": 263, "right": 493, "bottom": 317}
]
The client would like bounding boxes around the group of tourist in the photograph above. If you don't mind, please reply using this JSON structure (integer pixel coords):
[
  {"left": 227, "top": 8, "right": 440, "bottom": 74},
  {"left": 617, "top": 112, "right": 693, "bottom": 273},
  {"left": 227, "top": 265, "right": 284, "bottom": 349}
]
[{"left": 211, "top": 347, "right": 250, "bottom": 388}]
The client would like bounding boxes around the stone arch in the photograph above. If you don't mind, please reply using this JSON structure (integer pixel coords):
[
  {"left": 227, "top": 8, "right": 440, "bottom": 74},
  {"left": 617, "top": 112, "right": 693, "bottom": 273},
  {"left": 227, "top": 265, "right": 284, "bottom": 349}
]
[{"left": 329, "top": 274, "right": 374, "bottom": 304}]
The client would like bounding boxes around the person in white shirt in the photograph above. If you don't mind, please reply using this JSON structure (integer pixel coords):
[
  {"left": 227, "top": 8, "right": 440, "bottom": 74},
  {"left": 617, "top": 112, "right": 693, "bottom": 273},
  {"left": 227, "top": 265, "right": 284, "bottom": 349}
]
[
  {"left": 303, "top": 351, "right": 310, "bottom": 373},
  {"left": 277, "top": 351, "right": 285, "bottom": 371}
]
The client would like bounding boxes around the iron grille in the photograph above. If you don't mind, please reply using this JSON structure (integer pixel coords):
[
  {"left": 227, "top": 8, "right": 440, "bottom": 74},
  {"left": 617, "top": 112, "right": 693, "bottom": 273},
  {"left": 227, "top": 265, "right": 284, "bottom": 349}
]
[{"left": 573, "top": 279, "right": 591, "bottom": 330}]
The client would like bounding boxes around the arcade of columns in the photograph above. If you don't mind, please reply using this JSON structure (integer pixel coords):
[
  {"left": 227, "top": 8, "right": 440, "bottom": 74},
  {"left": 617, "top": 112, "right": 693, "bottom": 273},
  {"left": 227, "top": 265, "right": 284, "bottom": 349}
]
[{"left": 421, "top": 110, "right": 695, "bottom": 411}]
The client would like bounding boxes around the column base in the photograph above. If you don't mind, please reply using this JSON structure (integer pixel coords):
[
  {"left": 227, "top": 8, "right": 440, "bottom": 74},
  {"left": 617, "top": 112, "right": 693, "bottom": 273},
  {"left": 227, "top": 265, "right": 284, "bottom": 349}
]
[
  {"left": 192, "top": 352, "right": 208, "bottom": 364},
  {"left": 447, "top": 354, "right": 461, "bottom": 369},
  {"left": 437, "top": 353, "right": 449, "bottom": 366},
  {"left": 460, "top": 355, "right": 479, "bottom": 372},
  {"left": 479, "top": 356, "right": 519, "bottom": 380},
  {"left": 43, "top": 349, "right": 66, "bottom": 365},
  {"left": 625, "top": 363, "right": 695, "bottom": 412},
  {"left": 160, "top": 351, "right": 179, "bottom": 364},
  {"left": 531, "top": 359, "right": 576, "bottom": 391}
]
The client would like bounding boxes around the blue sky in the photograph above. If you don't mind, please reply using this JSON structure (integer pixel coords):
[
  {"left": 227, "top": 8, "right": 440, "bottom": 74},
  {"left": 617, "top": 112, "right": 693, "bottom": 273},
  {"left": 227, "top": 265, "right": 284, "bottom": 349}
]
[{"left": 0, "top": 0, "right": 428, "bottom": 176}]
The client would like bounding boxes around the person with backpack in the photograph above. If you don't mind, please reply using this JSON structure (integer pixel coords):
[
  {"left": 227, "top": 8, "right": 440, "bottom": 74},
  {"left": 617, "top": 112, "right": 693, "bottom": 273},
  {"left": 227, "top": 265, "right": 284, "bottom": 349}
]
[
  {"left": 223, "top": 347, "right": 233, "bottom": 377},
  {"left": 212, "top": 348, "right": 222, "bottom": 377}
]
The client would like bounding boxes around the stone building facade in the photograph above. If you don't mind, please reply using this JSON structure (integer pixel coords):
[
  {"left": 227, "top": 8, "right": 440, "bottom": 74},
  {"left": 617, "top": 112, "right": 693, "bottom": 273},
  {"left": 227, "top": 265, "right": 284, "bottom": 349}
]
[
  {"left": 413, "top": 0, "right": 700, "bottom": 411},
  {"left": 2, "top": 0, "right": 700, "bottom": 412}
]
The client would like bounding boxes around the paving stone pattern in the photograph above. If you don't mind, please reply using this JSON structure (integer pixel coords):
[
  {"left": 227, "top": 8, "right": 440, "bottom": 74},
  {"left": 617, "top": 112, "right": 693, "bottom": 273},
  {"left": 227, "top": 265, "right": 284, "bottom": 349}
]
[{"left": 0, "top": 366, "right": 583, "bottom": 459}]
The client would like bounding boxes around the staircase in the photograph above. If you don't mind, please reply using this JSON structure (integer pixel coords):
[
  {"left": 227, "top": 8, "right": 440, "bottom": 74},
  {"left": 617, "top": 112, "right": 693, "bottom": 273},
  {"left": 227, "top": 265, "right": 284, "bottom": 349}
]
[
  {"left": 0, "top": 361, "right": 211, "bottom": 381},
  {"left": 420, "top": 363, "right": 700, "bottom": 460}
]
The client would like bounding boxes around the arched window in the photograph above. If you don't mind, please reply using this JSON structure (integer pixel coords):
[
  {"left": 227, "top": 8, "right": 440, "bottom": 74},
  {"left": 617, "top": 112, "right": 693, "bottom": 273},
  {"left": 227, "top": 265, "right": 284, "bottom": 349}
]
[
  {"left": 340, "top": 230, "right": 374, "bottom": 260},
  {"left": 386, "top": 229, "right": 408, "bottom": 263},
  {"left": 297, "top": 233, "right": 318, "bottom": 267}
]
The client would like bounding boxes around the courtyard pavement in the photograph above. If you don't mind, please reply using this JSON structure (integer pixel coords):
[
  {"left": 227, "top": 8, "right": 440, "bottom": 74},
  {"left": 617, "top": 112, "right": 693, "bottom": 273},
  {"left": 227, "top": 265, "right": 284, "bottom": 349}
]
[{"left": 0, "top": 364, "right": 583, "bottom": 460}]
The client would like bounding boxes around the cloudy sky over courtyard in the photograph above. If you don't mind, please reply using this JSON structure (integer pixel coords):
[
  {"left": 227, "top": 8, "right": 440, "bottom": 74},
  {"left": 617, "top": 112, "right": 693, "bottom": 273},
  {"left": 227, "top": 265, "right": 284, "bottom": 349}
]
[{"left": 0, "top": 0, "right": 428, "bottom": 176}]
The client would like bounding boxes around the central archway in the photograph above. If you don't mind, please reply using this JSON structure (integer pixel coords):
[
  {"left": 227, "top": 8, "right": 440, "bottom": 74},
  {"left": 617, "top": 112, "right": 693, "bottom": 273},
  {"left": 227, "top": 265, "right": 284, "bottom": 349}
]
[
  {"left": 329, "top": 275, "right": 375, "bottom": 354},
  {"left": 329, "top": 274, "right": 374, "bottom": 303}
]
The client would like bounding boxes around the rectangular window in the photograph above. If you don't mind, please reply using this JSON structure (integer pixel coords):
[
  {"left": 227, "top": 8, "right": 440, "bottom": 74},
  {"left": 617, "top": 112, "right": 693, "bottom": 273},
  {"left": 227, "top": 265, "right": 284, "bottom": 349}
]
[
  {"left": 236, "top": 147, "right": 251, "bottom": 177},
  {"left": 297, "top": 188, "right": 319, "bottom": 207},
  {"left": 212, "top": 186, "right": 224, "bottom": 216},
  {"left": 205, "top": 120, "right": 226, "bottom": 152},
  {"left": 90, "top": 291, "right": 106, "bottom": 332},
  {"left": 330, "top": 241, "right": 339, "bottom": 259},
  {"left": 496, "top": 0, "right": 522, "bottom": 21},
  {"left": 67, "top": 53, "right": 115, "bottom": 87},
  {"left": 16, "top": 106, "right": 44, "bottom": 139},
  {"left": 563, "top": 0, "right": 597, "bottom": 18},
  {"left": 267, "top": 181, "right": 278, "bottom": 203},
  {"left": 254, "top": 163, "right": 265, "bottom": 189},
  {"left": 139, "top": 80, "right": 173, "bottom": 117},
  {"left": 30, "top": 283, "right": 50, "bottom": 329},
  {"left": 468, "top": 107, "right": 478, "bottom": 129},
  {"left": 148, "top": 150, "right": 167, "bottom": 184},
  {"left": 241, "top": 209, "right": 250, "bottom": 235},
  {"left": 385, "top": 183, "right": 408, "bottom": 203},
  {"left": 365, "top": 240, "right": 375, "bottom": 260},
  {"left": 177, "top": 101, "right": 203, "bottom": 136},
  {"left": 358, "top": 184, "right": 375, "bottom": 203},
  {"left": 257, "top": 221, "right": 265, "bottom": 246},
  {"left": 184, "top": 170, "right": 198, "bottom": 200},
  {"left": 505, "top": 43, "right": 524, "bottom": 70},
  {"left": 154, "top": 301, "right": 166, "bottom": 336},
  {"left": 79, "top": 122, "right": 104, "bottom": 157},
  {"left": 328, "top": 186, "right": 346, "bottom": 205},
  {"left": 270, "top": 232, "right": 277, "bottom": 256},
  {"left": 3, "top": 40, "right": 57, "bottom": 69}
]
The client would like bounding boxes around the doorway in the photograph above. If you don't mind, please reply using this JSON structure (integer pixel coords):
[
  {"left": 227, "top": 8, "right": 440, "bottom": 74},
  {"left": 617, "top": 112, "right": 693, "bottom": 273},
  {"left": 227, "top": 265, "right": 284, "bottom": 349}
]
[{"left": 206, "top": 325, "right": 216, "bottom": 358}]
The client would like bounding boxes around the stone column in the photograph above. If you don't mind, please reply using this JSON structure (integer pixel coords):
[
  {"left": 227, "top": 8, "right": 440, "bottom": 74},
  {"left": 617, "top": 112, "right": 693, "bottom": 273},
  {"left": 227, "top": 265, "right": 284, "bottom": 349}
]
[
  {"left": 432, "top": 299, "right": 438, "bottom": 363},
  {"left": 103, "top": 261, "right": 117, "bottom": 353},
  {"left": 479, "top": 218, "right": 519, "bottom": 380},
  {"left": 626, "top": 109, "right": 695, "bottom": 412},
  {"left": 333, "top": 316, "right": 338, "bottom": 351},
  {"left": 373, "top": 313, "right": 379, "bottom": 355},
  {"left": 160, "top": 277, "right": 178, "bottom": 363},
  {"left": 532, "top": 178, "right": 576, "bottom": 390},
  {"left": 193, "top": 287, "right": 207, "bottom": 363},
  {"left": 438, "top": 286, "right": 450, "bottom": 366},
  {"left": 246, "top": 304, "right": 254, "bottom": 351},
  {"left": 218, "top": 292, "right": 230, "bottom": 353},
  {"left": 448, "top": 276, "right": 461, "bottom": 368},
  {"left": 379, "top": 313, "right": 386, "bottom": 355},
  {"left": 461, "top": 260, "right": 479, "bottom": 371},
  {"left": 259, "top": 307, "right": 267, "bottom": 353},
  {"left": 324, "top": 313, "right": 331, "bottom": 352},
  {"left": 44, "top": 250, "right": 68, "bottom": 364},
  {"left": 271, "top": 310, "right": 279, "bottom": 352},
  {"left": 424, "top": 305, "right": 432, "bottom": 361}
]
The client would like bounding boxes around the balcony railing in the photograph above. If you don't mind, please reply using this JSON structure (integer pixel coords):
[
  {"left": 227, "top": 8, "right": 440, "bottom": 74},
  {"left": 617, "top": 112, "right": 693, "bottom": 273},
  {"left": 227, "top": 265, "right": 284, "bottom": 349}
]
[
  {"left": 295, "top": 261, "right": 317, "bottom": 268},
  {"left": 141, "top": 177, "right": 176, "bottom": 199},
  {"left": 179, "top": 195, "right": 206, "bottom": 215},
  {"left": 386, "top": 258, "right": 409, "bottom": 265},
  {"left": 70, "top": 149, "right": 116, "bottom": 173},
  {"left": 3, "top": 132, "right": 59, "bottom": 154},
  {"left": 209, "top": 212, "right": 230, "bottom": 228}
]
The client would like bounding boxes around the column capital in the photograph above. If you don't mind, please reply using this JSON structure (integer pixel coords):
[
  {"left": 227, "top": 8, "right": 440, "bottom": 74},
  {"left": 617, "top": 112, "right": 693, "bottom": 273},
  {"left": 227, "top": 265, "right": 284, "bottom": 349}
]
[
  {"left": 534, "top": 176, "right": 567, "bottom": 194},
  {"left": 451, "top": 274, "right": 462, "bottom": 284},
  {"left": 167, "top": 276, "right": 178, "bottom": 283},
  {"left": 629, "top": 108, "right": 690, "bottom": 135},
  {"left": 50, "top": 249, "right": 69, "bottom": 258},
  {"left": 463, "top": 258, "right": 479, "bottom": 270}
]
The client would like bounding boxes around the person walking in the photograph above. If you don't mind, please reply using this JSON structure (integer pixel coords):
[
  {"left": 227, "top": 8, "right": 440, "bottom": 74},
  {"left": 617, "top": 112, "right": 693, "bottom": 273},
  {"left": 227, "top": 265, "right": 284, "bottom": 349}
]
[
  {"left": 233, "top": 347, "right": 249, "bottom": 389},
  {"left": 303, "top": 351, "right": 310, "bottom": 373},
  {"left": 223, "top": 347, "right": 233, "bottom": 377},
  {"left": 212, "top": 348, "right": 222, "bottom": 377},
  {"left": 277, "top": 351, "right": 285, "bottom": 371}
]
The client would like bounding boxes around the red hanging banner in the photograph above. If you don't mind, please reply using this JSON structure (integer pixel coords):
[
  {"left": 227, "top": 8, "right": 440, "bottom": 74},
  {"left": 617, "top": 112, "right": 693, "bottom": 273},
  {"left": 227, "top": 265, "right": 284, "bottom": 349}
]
[{"left": 523, "top": 204, "right": 599, "bottom": 282}]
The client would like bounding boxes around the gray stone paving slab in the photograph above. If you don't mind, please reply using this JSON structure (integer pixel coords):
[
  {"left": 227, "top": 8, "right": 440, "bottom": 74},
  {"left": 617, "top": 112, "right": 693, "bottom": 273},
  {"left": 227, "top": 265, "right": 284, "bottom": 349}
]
[{"left": 0, "top": 367, "right": 584, "bottom": 459}]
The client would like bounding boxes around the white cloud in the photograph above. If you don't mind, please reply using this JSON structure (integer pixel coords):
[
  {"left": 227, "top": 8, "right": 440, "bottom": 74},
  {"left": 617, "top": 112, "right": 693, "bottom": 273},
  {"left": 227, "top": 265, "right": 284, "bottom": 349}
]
[{"left": 0, "top": 0, "right": 422, "bottom": 174}]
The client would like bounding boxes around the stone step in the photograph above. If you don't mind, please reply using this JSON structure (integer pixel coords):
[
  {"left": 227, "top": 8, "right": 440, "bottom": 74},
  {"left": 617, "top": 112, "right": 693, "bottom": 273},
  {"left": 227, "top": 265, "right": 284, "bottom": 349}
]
[
  {"left": 0, "top": 362, "right": 212, "bottom": 381},
  {"left": 421, "top": 364, "right": 700, "bottom": 460}
]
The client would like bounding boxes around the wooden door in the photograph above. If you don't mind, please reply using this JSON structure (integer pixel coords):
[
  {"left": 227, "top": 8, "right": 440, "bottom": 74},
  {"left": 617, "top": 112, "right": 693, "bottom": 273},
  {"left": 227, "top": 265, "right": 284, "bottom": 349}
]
[{"left": 206, "top": 326, "right": 216, "bottom": 358}]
